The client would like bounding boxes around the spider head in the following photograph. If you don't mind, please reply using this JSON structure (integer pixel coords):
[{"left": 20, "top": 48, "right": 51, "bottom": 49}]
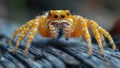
[
  {"left": 46, "top": 10, "right": 73, "bottom": 38},
  {"left": 47, "top": 10, "right": 73, "bottom": 29},
  {"left": 47, "top": 10, "right": 72, "bottom": 19}
]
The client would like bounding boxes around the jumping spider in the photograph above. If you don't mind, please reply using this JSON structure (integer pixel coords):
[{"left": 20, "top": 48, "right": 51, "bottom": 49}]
[{"left": 8, "top": 10, "right": 117, "bottom": 55}]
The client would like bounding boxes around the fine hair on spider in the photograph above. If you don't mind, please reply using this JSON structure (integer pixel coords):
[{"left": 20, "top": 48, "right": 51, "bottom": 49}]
[{"left": 8, "top": 10, "right": 117, "bottom": 55}]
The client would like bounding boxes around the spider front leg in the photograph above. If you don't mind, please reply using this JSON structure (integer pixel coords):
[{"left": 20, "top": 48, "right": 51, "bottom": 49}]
[
  {"left": 65, "top": 25, "right": 72, "bottom": 40},
  {"left": 49, "top": 25, "right": 57, "bottom": 38}
]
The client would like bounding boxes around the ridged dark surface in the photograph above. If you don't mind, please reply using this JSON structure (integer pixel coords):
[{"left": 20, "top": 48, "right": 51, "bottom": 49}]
[{"left": 0, "top": 22, "right": 120, "bottom": 68}]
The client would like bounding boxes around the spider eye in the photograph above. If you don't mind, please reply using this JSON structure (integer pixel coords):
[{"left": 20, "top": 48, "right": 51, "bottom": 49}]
[
  {"left": 67, "top": 13, "right": 70, "bottom": 15},
  {"left": 54, "top": 14, "right": 58, "bottom": 18},
  {"left": 49, "top": 13, "right": 51, "bottom": 16},
  {"left": 61, "top": 14, "right": 65, "bottom": 18}
]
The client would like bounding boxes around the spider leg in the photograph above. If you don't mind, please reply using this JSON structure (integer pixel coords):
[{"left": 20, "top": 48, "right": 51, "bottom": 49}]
[
  {"left": 89, "top": 21, "right": 104, "bottom": 54},
  {"left": 98, "top": 26, "right": 116, "bottom": 50},
  {"left": 82, "top": 26, "right": 92, "bottom": 55},
  {"left": 73, "top": 16, "right": 92, "bottom": 55},
  {"left": 24, "top": 19, "right": 40, "bottom": 54},
  {"left": 80, "top": 20, "right": 92, "bottom": 55},
  {"left": 13, "top": 20, "right": 33, "bottom": 52},
  {"left": 87, "top": 20, "right": 116, "bottom": 54},
  {"left": 49, "top": 25, "right": 57, "bottom": 38},
  {"left": 65, "top": 25, "right": 72, "bottom": 40},
  {"left": 87, "top": 20, "right": 105, "bottom": 54},
  {"left": 8, "top": 25, "right": 25, "bottom": 46},
  {"left": 8, "top": 20, "right": 33, "bottom": 46},
  {"left": 100, "top": 34, "right": 106, "bottom": 47}
]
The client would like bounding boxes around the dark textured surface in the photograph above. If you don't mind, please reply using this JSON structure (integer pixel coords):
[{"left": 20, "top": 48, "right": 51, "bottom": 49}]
[{"left": 0, "top": 21, "right": 120, "bottom": 68}]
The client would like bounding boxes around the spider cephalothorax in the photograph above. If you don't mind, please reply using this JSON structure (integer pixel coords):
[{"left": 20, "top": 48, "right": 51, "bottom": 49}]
[
  {"left": 8, "top": 10, "right": 117, "bottom": 55},
  {"left": 46, "top": 10, "right": 73, "bottom": 39}
]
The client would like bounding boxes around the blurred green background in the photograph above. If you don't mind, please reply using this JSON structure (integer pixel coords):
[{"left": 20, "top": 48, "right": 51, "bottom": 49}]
[{"left": 0, "top": 0, "right": 120, "bottom": 33}]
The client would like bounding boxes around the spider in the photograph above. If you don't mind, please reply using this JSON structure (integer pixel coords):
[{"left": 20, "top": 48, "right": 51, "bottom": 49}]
[{"left": 8, "top": 10, "right": 116, "bottom": 55}]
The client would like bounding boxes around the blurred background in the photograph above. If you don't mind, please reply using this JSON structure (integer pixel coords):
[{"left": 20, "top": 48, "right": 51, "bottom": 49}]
[
  {"left": 0, "top": 1, "right": 120, "bottom": 67},
  {"left": 0, "top": 0, "right": 120, "bottom": 35}
]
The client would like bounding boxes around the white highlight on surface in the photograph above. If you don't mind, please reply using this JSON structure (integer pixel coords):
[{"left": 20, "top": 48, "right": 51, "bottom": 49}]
[
  {"left": 30, "top": 20, "right": 33, "bottom": 23},
  {"left": 80, "top": 22, "right": 83, "bottom": 24},
  {"left": 44, "top": 12, "right": 49, "bottom": 16},
  {"left": 98, "top": 40, "right": 102, "bottom": 42},
  {"left": 90, "top": 20, "right": 94, "bottom": 23},
  {"left": 34, "top": 28, "right": 38, "bottom": 31},
  {"left": 56, "top": 10, "right": 62, "bottom": 13},
  {"left": 82, "top": 28, "right": 84, "bottom": 31},
  {"left": 86, "top": 31, "right": 89, "bottom": 34},
  {"left": 35, "top": 22, "right": 39, "bottom": 25},
  {"left": 98, "top": 27, "right": 101, "bottom": 29},
  {"left": 67, "top": 18, "right": 73, "bottom": 23}
]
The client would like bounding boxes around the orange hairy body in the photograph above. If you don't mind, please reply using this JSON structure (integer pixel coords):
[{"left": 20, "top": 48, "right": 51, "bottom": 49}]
[{"left": 8, "top": 10, "right": 116, "bottom": 55}]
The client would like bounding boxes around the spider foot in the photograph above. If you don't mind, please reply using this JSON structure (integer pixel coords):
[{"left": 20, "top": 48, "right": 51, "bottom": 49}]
[
  {"left": 24, "top": 49, "right": 29, "bottom": 55},
  {"left": 99, "top": 49, "right": 104, "bottom": 55},
  {"left": 13, "top": 46, "right": 18, "bottom": 52},
  {"left": 88, "top": 49, "right": 92, "bottom": 55}
]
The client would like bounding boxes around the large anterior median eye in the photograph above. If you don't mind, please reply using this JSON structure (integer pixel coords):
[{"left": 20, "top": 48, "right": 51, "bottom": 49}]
[
  {"left": 61, "top": 14, "right": 65, "bottom": 18},
  {"left": 54, "top": 14, "right": 58, "bottom": 18}
]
